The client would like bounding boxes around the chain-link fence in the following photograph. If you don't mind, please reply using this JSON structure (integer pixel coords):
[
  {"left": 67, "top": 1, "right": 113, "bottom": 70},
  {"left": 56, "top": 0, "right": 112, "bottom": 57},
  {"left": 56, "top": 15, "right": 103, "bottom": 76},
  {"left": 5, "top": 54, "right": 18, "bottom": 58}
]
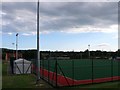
[{"left": 32, "top": 58, "right": 120, "bottom": 87}]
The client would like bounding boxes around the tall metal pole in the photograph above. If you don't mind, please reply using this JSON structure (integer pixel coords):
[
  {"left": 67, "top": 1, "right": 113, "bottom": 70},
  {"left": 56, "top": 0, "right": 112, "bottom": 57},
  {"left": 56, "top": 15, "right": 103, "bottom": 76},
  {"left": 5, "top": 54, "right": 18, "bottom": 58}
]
[
  {"left": 88, "top": 44, "right": 90, "bottom": 59},
  {"left": 16, "top": 33, "right": 18, "bottom": 59},
  {"left": 36, "top": 0, "right": 40, "bottom": 82},
  {"left": 12, "top": 43, "right": 15, "bottom": 57}
]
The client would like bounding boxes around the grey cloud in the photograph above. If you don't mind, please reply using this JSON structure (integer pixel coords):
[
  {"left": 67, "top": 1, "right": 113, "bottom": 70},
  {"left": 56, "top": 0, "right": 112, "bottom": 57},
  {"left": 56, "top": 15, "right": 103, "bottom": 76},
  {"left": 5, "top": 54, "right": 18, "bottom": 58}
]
[
  {"left": 2, "top": 2, "right": 36, "bottom": 13},
  {"left": 40, "top": 2, "right": 118, "bottom": 32},
  {"left": 1, "top": 2, "right": 118, "bottom": 34},
  {"left": 2, "top": 2, "right": 37, "bottom": 34}
]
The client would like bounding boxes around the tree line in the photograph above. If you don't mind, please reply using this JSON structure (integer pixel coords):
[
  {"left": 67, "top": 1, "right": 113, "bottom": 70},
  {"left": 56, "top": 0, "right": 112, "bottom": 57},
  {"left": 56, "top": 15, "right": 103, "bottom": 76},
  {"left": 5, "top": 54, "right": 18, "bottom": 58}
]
[{"left": 2, "top": 48, "right": 120, "bottom": 60}]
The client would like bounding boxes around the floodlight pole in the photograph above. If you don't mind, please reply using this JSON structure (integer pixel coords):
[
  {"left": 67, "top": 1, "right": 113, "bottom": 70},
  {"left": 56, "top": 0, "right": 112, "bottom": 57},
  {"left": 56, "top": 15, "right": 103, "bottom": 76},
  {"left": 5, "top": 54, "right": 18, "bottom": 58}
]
[
  {"left": 12, "top": 43, "right": 15, "bottom": 57},
  {"left": 16, "top": 33, "right": 18, "bottom": 59},
  {"left": 88, "top": 44, "right": 90, "bottom": 59},
  {"left": 36, "top": 0, "right": 40, "bottom": 83}
]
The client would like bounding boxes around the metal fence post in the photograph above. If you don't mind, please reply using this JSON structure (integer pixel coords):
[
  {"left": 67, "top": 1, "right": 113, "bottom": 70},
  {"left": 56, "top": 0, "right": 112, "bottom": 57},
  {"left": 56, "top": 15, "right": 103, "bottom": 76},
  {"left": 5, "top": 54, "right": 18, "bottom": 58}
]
[
  {"left": 48, "top": 59, "right": 50, "bottom": 82},
  {"left": 72, "top": 59, "right": 74, "bottom": 86},
  {"left": 48, "top": 51, "right": 50, "bottom": 83},
  {"left": 41, "top": 59, "right": 43, "bottom": 79},
  {"left": 111, "top": 59, "right": 113, "bottom": 82},
  {"left": 40, "top": 57, "right": 42, "bottom": 78},
  {"left": 43, "top": 59, "right": 44, "bottom": 79},
  {"left": 92, "top": 58, "right": 94, "bottom": 83},
  {"left": 55, "top": 59, "right": 58, "bottom": 87},
  {"left": 118, "top": 59, "right": 120, "bottom": 81}
]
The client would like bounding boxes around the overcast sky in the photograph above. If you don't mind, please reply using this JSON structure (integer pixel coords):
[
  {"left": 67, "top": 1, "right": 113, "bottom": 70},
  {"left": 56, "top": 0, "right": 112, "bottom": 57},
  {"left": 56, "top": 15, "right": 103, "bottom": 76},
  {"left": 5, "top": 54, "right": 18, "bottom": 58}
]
[{"left": 1, "top": 2, "right": 118, "bottom": 51}]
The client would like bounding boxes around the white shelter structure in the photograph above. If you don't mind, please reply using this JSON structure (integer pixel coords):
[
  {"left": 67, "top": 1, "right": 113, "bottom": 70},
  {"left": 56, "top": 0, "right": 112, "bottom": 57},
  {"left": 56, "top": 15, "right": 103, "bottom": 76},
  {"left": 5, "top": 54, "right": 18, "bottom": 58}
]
[{"left": 13, "top": 58, "right": 32, "bottom": 74}]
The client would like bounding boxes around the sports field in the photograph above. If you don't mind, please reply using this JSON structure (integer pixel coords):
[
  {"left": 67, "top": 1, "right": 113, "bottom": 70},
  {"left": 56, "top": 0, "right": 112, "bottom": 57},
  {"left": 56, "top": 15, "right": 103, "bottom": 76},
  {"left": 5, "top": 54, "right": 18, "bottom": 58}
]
[{"left": 33, "top": 59, "right": 120, "bottom": 87}]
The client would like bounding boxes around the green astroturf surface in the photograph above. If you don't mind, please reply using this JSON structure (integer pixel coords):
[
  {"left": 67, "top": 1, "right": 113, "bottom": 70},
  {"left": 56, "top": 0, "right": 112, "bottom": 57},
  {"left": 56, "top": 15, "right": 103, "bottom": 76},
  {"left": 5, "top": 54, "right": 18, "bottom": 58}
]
[{"left": 39, "top": 59, "right": 120, "bottom": 80}]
